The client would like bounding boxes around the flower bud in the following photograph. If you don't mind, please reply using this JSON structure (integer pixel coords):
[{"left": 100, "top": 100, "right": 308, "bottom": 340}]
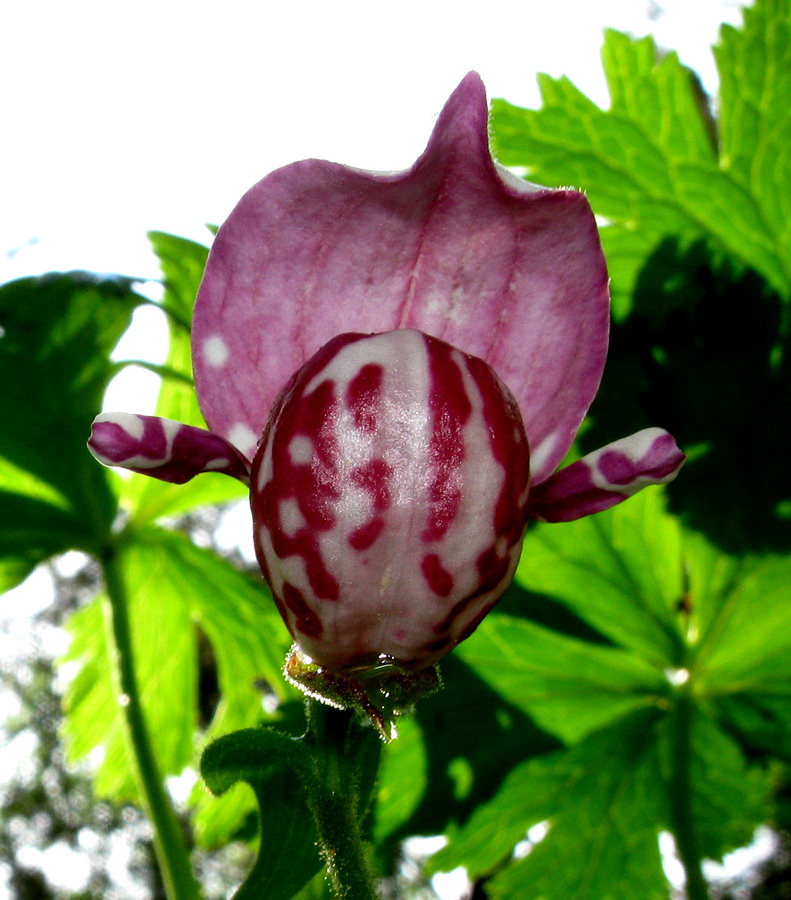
[{"left": 251, "top": 329, "right": 531, "bottom": 675}]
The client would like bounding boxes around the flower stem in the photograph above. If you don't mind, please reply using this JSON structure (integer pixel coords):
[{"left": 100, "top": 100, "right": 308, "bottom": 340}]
[
  {"left": 668, "top": 683, "right": 710, "bottom": 900},
  {"left": 100, "top": 541, "right": 200, "bottom": 900},
  {"left": 303, "top": 700, "right": 382, "bottom": 900}
]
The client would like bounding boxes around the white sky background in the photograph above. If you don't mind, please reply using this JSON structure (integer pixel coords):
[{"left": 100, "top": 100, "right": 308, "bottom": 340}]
[{"left": 2, "top": 0, "right": 747, "bottom": 286}]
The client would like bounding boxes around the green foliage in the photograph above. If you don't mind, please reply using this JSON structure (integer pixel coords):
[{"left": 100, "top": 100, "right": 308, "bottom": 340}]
[
  {"left": 0, "top": 232, "right": 294, "bottom": 858},
  {"left": 54, "top": 233, "right": 294, "bottom": 848},
  {"left": 426, "top": 492, "right": 780, "bottom": 897},
  {"left": 61, "top": 529, "right": 290, "bottom": 797},
  {"left": 431, "top": 710, "right": 670, "bottom": 900},
  {"left": 0, "top": 272, "right": 142, "bottom": 589},
  {"left": 201, "top": 729, "right": 322, "bottom": 900},
  {"left": 515, "top": 487, "right": 685, "bottom": 668},
  {"left": 431, "top": 705, "right": 770, "bottom": 900},
  {"left": 457, "top": 606, "right": 667, "bottom": 744},
  {"left": 492, "top": 0, "right": 791, "bottom": 316},
  {"left": 121, "top": 232, "right": 247, "bottom": 528}
]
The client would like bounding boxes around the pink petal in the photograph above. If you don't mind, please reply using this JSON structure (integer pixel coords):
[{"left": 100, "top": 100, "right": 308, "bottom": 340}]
[
  {"left": 525, "top": 428, "right": 685, "bottom": 523},
  {"left": 193, "top": 72, "right": 609, "bottom": 482},
  {"left": 88, "top": 413, "right": 251, "bottom": 485}
]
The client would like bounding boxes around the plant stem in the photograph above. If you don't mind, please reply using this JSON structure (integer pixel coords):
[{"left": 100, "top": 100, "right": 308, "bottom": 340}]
[
  {"left": 303, "top": 700, "right": 382, "bottom": 900},
  {"left": 668, "top": 683, "right": 710, "bottom": 900},
  {"left": 100, "top": 541, "right": 200, "bottom": 900}
]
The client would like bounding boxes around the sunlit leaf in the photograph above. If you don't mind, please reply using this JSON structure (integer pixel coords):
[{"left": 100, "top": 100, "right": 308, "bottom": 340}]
[
  {"left": 61, "top": 527, "right": 291, "bottom": 812},
  {"left": 458, "top": 611, "right": 667, "bottom": 744},
  {"left": 373, "top": 716, "right": 426, "bottom": 843},
  {"left": 693, "top": 552, "right": 791, "bottom": 694},
  {"left": 0, "top": 272, "right": 142, "bottom": 586},
  {"left": 714, "top": 0, "right": 791, "bottom": 272},
  {"left": 515, "top": 488, "right": 685, "bottom": 670},
  {"left": 492, "top": 7, "right": 791, "bottom": 311},
  {"left": 122, "top": 232, "right": 247, "bottom": 527},
  {"left": 146, "top": 230, "right": 208, "bottom": 427},
  {"left": 431, "top": 709, "right": 669, "bottom": 900}
]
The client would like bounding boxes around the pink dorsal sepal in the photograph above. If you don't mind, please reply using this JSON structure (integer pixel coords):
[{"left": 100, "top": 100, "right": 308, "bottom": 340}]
[{"left": 193, "top": 73, "right": 608, "bottom": 483}]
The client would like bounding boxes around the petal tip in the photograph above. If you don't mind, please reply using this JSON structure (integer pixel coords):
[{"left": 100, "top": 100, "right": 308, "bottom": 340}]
[
  {"left": 87, "top": 413, "right": 251, "bottom": 486},
  {"left": 526, "top": 427, "right": 685, "bottom": 522}
]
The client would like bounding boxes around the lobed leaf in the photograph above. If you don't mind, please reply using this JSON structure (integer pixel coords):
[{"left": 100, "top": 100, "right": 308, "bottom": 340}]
[
  {"left": 61, "top": 528, "right": 292, "bottom": 818},
  {"left": 201, "top": 728, "right": 321, "bottom": 900},
  {"left": 432, "top": 705, "right": 772, "bottom": 899},
  {"left": 122, "top": 232, "right": 247, "bottom": 527},
  {"left": 515, "top": 488, "right": 685, "bottom": 670},
  {"left": 491, "top": 9, "right": 791, "bottom": 312},
  {"left": 0, "top": 273, "right": 142, "bottom": 587},
  {"left": 714, "top": 0, "right": 791, "bottom": 264},
  {"left": 457, "top": 611, "right": 667, "bottom": 744},
  {"left": 431, "top": 709, "right": 669, "bottom": 900}
]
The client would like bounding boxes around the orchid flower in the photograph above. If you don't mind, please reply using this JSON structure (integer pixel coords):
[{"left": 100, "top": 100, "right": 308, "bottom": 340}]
[{"left": 89, "top": 74, "right": 683, "bottom": 716}]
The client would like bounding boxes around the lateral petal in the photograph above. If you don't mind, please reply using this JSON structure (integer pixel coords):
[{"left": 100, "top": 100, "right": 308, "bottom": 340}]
[
  {"left": 525, "top": 428, "right": 685, "bottom": 523},
  {"left": 88, "top": 413, "right": 251, "bottom": 485}
]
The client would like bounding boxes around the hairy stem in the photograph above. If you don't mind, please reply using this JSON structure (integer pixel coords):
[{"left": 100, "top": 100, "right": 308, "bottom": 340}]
[
  {"left": 303, "top": 701, "right": 382, "bottom": 900},
  {"left": 668, "top": 683, "right": 710, "bottom": 900},
  {"left": 101, "top": 542, "right": 200, "bottom": 900}
]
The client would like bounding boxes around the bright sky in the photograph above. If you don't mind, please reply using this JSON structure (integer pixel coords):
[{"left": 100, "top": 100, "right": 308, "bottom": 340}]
[{"left": 2, "top": 0, "right": 746, "bottom": 286}]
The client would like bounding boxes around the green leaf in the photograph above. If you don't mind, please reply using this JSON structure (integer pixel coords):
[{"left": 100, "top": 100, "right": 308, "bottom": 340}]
[
  {"left": 373, "top": 715, "right": 426, "bottom": 842},
  {"left": 62, "top": 540, "right": 197, "bottom": 797},
  {"left": 580, "top": 237, "right": 791, "bottom": 555},
  {"left": 457, "top": 611, "right": 667, "bottom": 744},
  {"left": 659, "top": 709, "right": 772, "bottom": 860},
  {"left": 0, "top": 494, "right": 83, "bottom": 592},
  {"left": 714, "top": 0, "right": 791, "bottom": 267},
  {"left": 491, "top": 5, "right": 791, "bottom": 311},
  {"left": 0, "top": 272, "right": 143, "bottom": 584},
  {"left": 61, "top": 594, "right": 125, "bottom": 788},
  {"left": 145, "top": 230, "right": 207, "bottom": 428},
  {"left": 372, "top": 654, "right": 561, "bottom": 863},
  {"left": 515, "top": 488, "right": 685, "bottom": 670},
  {"left": 201, "top": 728, "right": 322, "bottom": 900},
  {"left": 694, "top": 552, "right": 791, "bottom": 694},
  {"left": 433, "top": 704, "right": 771, "bottom": 900},
  {"left": 201, "top": 725, "right": 309, "bottom": 802},
  {"left": 714, "top": 692, "right": 791, "bottom": 761},
  {"left": 0, "top": 556, "right": 42, "bottom": 595},
  {"left": 292, "top": 871, "right": 333, "bottom": 900},
  {"left": 446, "top": 477, "right": 784, "bottom": 894},
  {"left": 61, "top": 528, "right": 292, "bottom": 814},
  {"left": 122, "top": 232, "right": 247, "bottom": 527},
  {"left": 148, "top": 230, "right": 210, "bottom": 331},
  {"left": 431, "top": 709, "right": 669, "bottom": 900}
]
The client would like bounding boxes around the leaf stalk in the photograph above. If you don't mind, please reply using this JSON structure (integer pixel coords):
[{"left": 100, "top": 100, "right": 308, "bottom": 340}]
[
  {"left": 303, "top": 700, "right": 382, "bottom": 900},
  {"left": 100, "top": 541, "right": 200, "bottom": 900},
  {"left": 668, "top": 682, "right": 710, "bottom": 900}
]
